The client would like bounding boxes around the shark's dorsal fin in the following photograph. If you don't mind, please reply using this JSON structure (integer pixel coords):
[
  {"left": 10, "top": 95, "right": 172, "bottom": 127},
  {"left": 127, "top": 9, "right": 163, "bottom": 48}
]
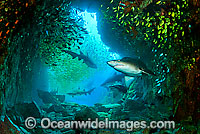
[{"left": 124, "top": 76, "right": 135, "bottom": 88}]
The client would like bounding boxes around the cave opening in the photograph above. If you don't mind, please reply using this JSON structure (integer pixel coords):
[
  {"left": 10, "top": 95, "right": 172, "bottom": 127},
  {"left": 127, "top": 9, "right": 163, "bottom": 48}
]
[{"left": 1, "top": 0, "right": 199, "bottom": 133}]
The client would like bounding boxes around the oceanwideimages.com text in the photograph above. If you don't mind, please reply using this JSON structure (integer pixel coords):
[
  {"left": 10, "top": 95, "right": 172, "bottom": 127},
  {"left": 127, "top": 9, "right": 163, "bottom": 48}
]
[{"left": 25, "top": 117, "right": 175, "bottom": 131}]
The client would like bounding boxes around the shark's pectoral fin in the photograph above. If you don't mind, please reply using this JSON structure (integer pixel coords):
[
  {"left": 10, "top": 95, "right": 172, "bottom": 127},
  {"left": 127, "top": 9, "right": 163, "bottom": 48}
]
[{"left": 125, "top": 76, "right": 135, "bottom": 88}]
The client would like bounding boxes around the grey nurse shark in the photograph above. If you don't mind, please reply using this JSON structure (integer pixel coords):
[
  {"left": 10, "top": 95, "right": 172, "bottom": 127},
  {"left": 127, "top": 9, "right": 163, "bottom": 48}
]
[
  {"left": 61, "top": 50, "right": 97, "bottom": 68},
  {"left": 107, "top": 57, "right": 155, "bottom": 87}
]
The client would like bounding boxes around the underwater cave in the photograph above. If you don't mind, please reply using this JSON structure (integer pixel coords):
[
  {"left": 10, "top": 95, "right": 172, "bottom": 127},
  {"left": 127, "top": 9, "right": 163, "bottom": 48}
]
[{"left": 0, "top": 0, "right": 200, "bottom": 133}]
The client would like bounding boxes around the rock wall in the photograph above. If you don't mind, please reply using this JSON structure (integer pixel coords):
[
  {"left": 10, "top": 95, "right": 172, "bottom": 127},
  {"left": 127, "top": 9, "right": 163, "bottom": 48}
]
[{"left": 0, "top": 0, "right": 40, "bottom": 117}]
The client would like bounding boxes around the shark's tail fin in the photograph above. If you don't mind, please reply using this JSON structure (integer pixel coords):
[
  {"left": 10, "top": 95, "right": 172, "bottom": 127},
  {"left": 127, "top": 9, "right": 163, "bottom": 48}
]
[{"left": 143, "top": 69, "right": 156, "bottom": 76}]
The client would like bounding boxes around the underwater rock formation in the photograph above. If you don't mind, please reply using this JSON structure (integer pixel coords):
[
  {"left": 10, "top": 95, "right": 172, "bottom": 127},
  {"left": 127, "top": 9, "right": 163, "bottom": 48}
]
[{"left": 37, "top": 90, "right": 63, "bottom": 104}]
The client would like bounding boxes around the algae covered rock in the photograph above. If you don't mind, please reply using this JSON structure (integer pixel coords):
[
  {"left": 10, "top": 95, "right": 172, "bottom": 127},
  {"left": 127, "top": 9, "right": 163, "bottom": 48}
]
[{"left": 75, "top": 106, "right": 99, "bottom": 121}]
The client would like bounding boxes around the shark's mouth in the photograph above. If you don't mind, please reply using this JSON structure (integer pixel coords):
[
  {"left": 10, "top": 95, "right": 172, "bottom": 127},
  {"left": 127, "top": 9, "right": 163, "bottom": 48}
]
[{"left": 114, "top": 64, "right": 125, "bottom": 67}]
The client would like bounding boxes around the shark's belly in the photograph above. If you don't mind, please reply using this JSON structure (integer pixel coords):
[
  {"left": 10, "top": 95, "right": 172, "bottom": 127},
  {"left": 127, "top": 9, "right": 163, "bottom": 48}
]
[
  {"left": 124, "top": 69, "right": 142, "bottom": 76},
  {"left": 113, "top": 64, "right": 143, "bottom": 76}
]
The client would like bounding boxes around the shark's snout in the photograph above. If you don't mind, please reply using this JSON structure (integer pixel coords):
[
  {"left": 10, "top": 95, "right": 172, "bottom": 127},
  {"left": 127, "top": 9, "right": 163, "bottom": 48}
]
[
  {"left": 107, "top": 60, "right": 118, "bottom": 67},
  {"left": 106, "top": 61, "right": 111, "bottom": 66},
  {"left": 107, "top": 60, "right": 125, "bottom": 66}
]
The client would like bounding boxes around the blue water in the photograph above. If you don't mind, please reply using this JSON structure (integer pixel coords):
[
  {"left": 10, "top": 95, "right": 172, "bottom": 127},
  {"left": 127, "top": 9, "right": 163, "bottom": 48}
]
[
  {"left": 32, "top": 9, "right": 121, "bottom": 106},
  {"left": 65, "top": 70, "right": 116, "bottom": 106}
]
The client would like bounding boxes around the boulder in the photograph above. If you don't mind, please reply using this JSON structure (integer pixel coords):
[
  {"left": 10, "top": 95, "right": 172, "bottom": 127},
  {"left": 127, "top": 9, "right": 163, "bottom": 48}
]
[
  {"left": 75, "top": 107, "right": 98, "bottom": 121},
  {"left": 46, "top": 105, "right": 64, "bottom": 113},
  {"left": 37, "top": 90, "right": 58, "bottom": 104},
  {"left": 15, "top": 101, "right": 41, "bottom": 119}
]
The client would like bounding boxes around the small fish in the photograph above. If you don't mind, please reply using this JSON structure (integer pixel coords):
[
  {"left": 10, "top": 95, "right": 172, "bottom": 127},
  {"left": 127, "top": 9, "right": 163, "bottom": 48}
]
[
  {"left": 52, "top": 63, "right": 57, "bottom": 66},
  {"left": 62, "top": 44, "right": 68, "bottom": 48}
]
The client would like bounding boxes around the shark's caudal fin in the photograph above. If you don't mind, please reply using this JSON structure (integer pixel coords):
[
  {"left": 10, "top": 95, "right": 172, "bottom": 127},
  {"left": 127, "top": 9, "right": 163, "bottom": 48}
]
[{"left": 142, "top": 69, "right": 156, "bottom": 76}]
